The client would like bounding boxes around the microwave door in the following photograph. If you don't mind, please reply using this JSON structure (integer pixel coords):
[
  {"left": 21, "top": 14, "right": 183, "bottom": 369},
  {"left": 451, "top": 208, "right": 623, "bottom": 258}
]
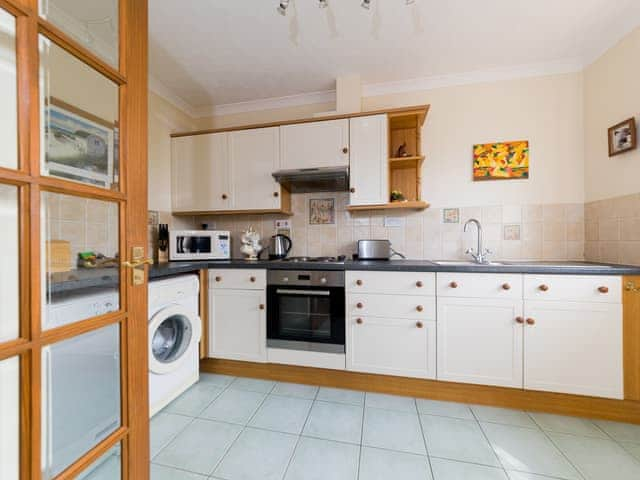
[{"left": 177, "top": 236, "right": 184, "bottom": 254}]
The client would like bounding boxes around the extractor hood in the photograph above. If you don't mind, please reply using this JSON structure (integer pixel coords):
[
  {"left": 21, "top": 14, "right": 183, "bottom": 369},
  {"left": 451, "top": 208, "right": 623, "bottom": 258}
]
[{"left": 272, "top": 166, "right": 349, "bottom": 193}]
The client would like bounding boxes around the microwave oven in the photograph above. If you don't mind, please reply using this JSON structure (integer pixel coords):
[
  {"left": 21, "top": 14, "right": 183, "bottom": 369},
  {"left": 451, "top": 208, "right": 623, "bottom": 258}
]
[{"left": 169, "top": 230, "right": 231, "bottom": 261}]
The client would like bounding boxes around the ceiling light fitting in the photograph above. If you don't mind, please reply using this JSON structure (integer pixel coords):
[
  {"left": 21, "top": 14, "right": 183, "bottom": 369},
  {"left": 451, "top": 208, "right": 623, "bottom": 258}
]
[
  {"left": 318, "top": 0, "right": 328, "bottom": 8},
  {"left": 361, "top": 0, "right": 371, "bottom": 9},
  {"left": 277, "top": 0, "right": 290, "bottom": 15}
]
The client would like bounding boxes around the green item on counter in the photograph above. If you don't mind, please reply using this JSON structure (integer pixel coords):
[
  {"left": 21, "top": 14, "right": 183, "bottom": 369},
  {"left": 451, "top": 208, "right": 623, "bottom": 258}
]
[{"left": 78, "top": 251, "right": 96, "bottom": 259}]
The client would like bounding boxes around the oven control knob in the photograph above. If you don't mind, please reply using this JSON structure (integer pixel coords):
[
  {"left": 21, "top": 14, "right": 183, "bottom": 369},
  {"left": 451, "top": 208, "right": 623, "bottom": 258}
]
[{"left": 320, "top": 277, "right": 327, "bottom": 284}]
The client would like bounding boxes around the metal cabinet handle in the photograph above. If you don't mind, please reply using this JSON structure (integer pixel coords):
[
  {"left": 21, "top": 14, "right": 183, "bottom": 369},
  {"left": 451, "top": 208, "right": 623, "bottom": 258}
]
[
  {"left": 598, "top": 286, "right": 609, "bottom": 294},
  {"left": 259, "top": 304, "right": 265, "bottom": 310},
  {"left": 416, "top": 281, "right": 423, "bottom": 288},
  {"left": 449, "top": 281, "right": 458, "bottom": 289},
  {"left": 416, "top": 321, "right": 424, "bottom": 328},
  {"left": 356, "top": 279, "right": 363, "bottom": 286},
  {"left": 356, "top": 318, "right": 363, "bottom": 325},
  {"left": 215, "top": 276, "right": 222, "bottom": 282},
  {"left": 502, "top": 283, "right": 511, "bottom": 290},
  {"left": 539, "top": 284, "right": 549, "bottom": 292},
  {"left": 416, "top": 305, "right": 424, "bottom": 312},
  {"left": 250, "top": 276, "right": 256, "bottom": 282},
  {"left": 356, "top": 302, "right": 363, "bottom": 309},
  {"left": 342, "top": 147, "right": 349, "bottom": 154},
  {"left": 526, "top": 318, "right": 536, "bottom": 325},
  {"left": 515, "top": 316, "right": 524, "bottom": 324},
  {"left": 273, "top": 191, "right": 279, "bottom": 197}
]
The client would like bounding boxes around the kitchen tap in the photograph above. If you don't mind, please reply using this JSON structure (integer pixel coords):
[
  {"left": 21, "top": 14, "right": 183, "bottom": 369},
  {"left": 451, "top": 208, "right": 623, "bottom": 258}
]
[{"left": 463, "top": 218, "right": 492, "bottom": 264}]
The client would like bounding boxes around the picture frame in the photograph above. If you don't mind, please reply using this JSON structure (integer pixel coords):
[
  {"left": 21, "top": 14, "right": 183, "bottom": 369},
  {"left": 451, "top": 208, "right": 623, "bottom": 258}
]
[
  {"left": 608, "top": 117, "right": 637, "bottom": 157},
  {"left": 473, "top": 140, "right": 529, "bottom": 181},
  {"left": 309, "top": 198, "right": 335, "bottom": 225},
  {"left": 43, "top": 97, "right": 118, "bottom": 189}
]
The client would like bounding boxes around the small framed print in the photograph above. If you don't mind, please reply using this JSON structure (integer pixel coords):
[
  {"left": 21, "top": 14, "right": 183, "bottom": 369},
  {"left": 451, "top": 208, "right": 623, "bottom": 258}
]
[
  {"left": 309, "top": 198, "right": 335, "bottom": 225},
  {"left": 608, "top": 118, "right": 637, "bottom": 157}
]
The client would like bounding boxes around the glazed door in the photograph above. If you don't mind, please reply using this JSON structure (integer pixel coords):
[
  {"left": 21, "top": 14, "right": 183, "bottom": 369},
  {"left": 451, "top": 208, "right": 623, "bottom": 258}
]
[{"left": 0, "top": 1, "right": 150, "bottom": 479}]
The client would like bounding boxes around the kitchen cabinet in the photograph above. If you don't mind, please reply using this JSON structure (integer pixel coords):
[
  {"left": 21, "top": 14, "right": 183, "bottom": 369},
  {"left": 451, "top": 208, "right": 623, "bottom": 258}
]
[
  {"left": 523, "top": 275, "right": 623, "bottom": 399},
  {"left": 346, "top": 271, "right": 436, "bottom": 379},
  {"left": 171, "top": 132, "right": 231, "bottom": 212},
  {"left": 229, "top": 127, "right": 283, "bottom": 211},
  {"left": 209, "top": 270, "right": 267, "bottom": 363},
  {"left": 280, "top": 119, "right": 349, "bottom": 170},
  {"left": 437, "top": 297, "right": 524, "bottom": 388},
  {"left": 349, "top": 115, "right": 388, "bottom": 206},
  {"left": 348, "top": 315, "right": 436, "bottom": 379}
]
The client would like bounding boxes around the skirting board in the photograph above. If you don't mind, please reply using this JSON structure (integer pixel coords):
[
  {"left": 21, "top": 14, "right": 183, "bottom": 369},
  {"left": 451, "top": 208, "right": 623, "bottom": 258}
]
[
  {"left": 201, "top": 358, "right": 640, "bottom": 424},
  {"left": 267, "top": 348, "right": 346, "bottom": 370}
]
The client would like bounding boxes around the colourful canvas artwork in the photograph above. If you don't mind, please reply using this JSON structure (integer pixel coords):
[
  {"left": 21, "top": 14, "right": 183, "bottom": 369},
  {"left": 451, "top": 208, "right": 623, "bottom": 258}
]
[{"left": 473, "top": 141, "right": 529, "bottom": 181}]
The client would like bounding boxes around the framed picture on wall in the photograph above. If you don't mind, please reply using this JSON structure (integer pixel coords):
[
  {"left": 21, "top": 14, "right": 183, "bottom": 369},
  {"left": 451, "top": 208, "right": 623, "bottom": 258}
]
[
  {"left": 608, "top": 118, "right": 637, "bottom": 157},
  {"left": 473, "top": 140, "right": 530, "bottom": 181},
  {"left": 43, "top": 97, "right": 117, "bottom": 188}
]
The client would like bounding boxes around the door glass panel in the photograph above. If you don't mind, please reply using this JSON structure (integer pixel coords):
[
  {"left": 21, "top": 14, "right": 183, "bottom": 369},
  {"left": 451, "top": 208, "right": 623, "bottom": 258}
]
[
  {"left": 0, "top": 356, "right": 19, "bottom": 480},
  {"left": 40, "top": 36, "right": 119, "bottom": 190},
  {"left": 152, "top": 314, "right": 193, "bottom": 364},
  {"left": 277, "top": 294, "right": 332, "bottom": 340},
  {"left": 77, "top": 443, "right": 121, "bottom": 480},
  {"left": 41, "top": 192, "right": 119, "bottom": 330},
  {"left": 42, "top": 323, "right": 121, "bottom": 479},
  {"left": 39, "top": 0, "right": 118, "bottom": 68},
  {"left": 0, "top": 184, "right": 19, "bottom": 342},
  {"left": 0, "top": 9, "right": 17, "bottom": 170}
]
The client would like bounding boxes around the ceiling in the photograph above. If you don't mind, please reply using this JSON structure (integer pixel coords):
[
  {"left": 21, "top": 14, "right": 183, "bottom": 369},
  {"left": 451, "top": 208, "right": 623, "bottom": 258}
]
[{"left": 148, "top": 0, "right": 640, "bottom": 114}]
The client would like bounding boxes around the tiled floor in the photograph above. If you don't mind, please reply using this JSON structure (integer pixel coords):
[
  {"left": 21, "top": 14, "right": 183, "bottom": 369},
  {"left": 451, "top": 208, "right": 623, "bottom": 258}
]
[{"left": 150, "top": 374, "right": 640, "bottom": 480}]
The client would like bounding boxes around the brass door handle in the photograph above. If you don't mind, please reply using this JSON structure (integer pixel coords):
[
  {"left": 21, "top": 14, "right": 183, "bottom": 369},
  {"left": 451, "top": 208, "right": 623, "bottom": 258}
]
[
  {"left": 122, "top": 258, "right": 154, "bottom": 268},
  {"left": 626, "top": 281, "right": 640, "bottom": 292}
]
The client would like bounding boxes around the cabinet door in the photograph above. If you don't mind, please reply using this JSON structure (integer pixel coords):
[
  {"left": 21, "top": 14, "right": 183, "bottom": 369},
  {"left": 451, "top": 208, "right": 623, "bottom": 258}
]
[
  {"left": 437, "top": 297, "right": 524, "bottom": 388},
  {"left": 347, "top": 316, "right": 435, "bottom": 379},
  {"left": 229, "top": 127, "right": 281, "bottom": 211},
  {"left": 209, "top": 289, "right": 267, "bottom": 362},
  {"left": 349, "top": 115, "right": 388, "bottom": 205},
  {"left": 280, "top": 119, "right": 349, "bottom": 170},
  {"left": 524, "top": 301, "right": 623, "bottom": 399},
  {"left": 171, "top": 133, "right": 230, "bottom": 211}
]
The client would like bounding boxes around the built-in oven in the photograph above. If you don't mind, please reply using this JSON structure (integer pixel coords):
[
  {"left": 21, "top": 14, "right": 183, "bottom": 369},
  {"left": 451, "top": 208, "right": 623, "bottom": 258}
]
[{"left": 267, "top": 270, "right": 345, "bottom": 353}]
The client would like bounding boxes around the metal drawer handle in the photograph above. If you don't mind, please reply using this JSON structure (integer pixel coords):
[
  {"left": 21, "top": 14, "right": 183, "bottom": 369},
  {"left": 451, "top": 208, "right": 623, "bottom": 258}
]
[
  {"left": 416, "top": 305, "right": 424, "bottom": 312},
  {"left": 526, "top": 318, "right": 536, "bottom": 326},
  {"left": 515, "top": 316, "right": 524, "bottom": 324},
  {"left": 449, "top": 281, "right": 458, "bottom": 289},
  {"left": 416, "top": 281, "right": 423, "bottom": 288},
  {"left": 356, "top": 302, "right": 364, "bottom": 309},
  {"left": 416, "top": 321, "right": 424, "bottom": 328},
  {"left": 539, "top": 284, "right": 549, "bottom": 292},
  {"left": 276, "top": 289, "right": 330, "bottom": 296},
  {"left": 356, "top": 318, "right": 363, "bottom": 325},
  {"left": 598, "top": 286, "right": 609, "bottom": 294}
]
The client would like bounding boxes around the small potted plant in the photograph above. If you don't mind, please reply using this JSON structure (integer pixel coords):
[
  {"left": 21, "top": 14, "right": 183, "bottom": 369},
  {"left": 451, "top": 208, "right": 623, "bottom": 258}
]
[{"left": 390, "top": 190, "right": 406, "bottom": 202}]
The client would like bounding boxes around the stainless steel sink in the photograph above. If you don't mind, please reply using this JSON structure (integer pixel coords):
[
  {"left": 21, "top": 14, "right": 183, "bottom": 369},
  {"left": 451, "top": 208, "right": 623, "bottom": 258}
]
[{"left": 432, "top": 260, "right": 506, "bottom": 266}]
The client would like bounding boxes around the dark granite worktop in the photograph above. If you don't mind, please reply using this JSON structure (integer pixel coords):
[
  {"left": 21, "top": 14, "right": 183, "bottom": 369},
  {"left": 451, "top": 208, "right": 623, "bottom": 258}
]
[{"left": 48, "top": 259, "right": 640, "bottom": 294}]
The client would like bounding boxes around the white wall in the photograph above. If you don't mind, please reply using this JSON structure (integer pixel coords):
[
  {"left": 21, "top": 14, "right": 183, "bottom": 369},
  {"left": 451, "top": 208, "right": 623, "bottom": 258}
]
[
  {"left": 0, "top": 11, "right": 17, "bottom": 170},
  {"left": 584, "top": 27, "right": 640, "bottom": 202},
  {"left": 196, "top": 73, "right": 586, "bottom": 209}
]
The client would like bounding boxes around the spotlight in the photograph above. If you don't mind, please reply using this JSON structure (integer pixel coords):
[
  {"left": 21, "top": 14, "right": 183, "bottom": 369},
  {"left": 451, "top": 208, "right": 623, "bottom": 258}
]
[
  {"left": 277, "top": 0, "right": 289, "bottom": 16},
  {"left": 361, "top": 0, "right": 371, "bottom": 9},
  {"left": 318, "top": 0, "right": 328, "bottom": 8}
]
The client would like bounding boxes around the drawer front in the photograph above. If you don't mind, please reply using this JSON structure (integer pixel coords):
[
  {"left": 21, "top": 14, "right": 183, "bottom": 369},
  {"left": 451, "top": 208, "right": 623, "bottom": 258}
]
[
  {"left": 209, "top": 269, "right": 266, "bottom": 290},
  {"left": 437, "top": 272, "right": 522, "bottom": 299},
  {"left": 347, "top": 294, "right": 435, "bottom": 319},
  {"left": 346, "top": 271, "right": 435, "bottom": 295},
  {"left": 347, "top": 316, "right": 436, "bottom": 379},
  {"left": 523, "top": 275, "right": 621, "bottom": 303}
]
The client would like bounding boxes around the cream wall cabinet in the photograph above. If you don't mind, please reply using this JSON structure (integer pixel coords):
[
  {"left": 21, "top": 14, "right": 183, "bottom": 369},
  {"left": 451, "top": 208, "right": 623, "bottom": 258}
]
[
  {"left": 171, "top": 133, "right": 231, "bottom": 212},
  {"left": 280, "top": 119, "right": 350, "bottom": 170},
  {"left": 348, "top": 115, "right": 388, "bottom": 206},
  {"left": 229, "top": 127, "right": 282, "bottom": 211}
]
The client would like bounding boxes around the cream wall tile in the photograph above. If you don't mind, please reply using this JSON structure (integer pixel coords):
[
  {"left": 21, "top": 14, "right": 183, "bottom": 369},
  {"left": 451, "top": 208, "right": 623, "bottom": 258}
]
[
  {"left": 502, "top": 205, "right": 522, "bottom": 224},
  {"left": 542, "top": 241, "right": 567, "bottom": 260},
  {"left": 481, "top": 206, "right": 503, "bottom": 224},
  {"left": 621, "top": 218, "right": 640, "bottom": 241},
  {"left": 522, "top": 205, "right": 543, "bottom": 222},
  {"left": 565, "top": 203, "right": 584, "bottom": 223},
  {"left": 598, "top": 219, "right": 620, "bottom": 241},
  {"left": 620, "top": 242, "right": 640, "bottom": 265},
  {"left": 585, "top": 222, "right": 599, "bottom": 241},
  {"left": 566, "top": 241, "right": 584, "bottom": 261},
  {"left": 60, "top": 195, "right": 86, "bottom": 222},
  {"left": 522, "top": 222, "right": 543, "bottom": 242},
  {"left": 599, "top": 241, "right": 620, "bottom": 264},
  {"left": 567, "top": 222, "right": 585, "bottom": 241},
  {"left": 543, "top": 204, "right": 566, "bottom": 222},
  {"left": 543, "top": 222, "right": 567, "bottom": 242}
]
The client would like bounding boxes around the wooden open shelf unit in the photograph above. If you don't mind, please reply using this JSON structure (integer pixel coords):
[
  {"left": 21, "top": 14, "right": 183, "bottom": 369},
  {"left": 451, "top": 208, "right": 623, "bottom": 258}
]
[{"left": 348, "top": 106, "right": 430, "bottom": 212}]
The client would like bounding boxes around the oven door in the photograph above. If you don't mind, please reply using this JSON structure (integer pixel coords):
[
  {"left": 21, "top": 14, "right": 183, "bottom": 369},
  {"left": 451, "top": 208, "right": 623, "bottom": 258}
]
[{"left": 267, "top": 285, "right": 345, "bottom": 353}]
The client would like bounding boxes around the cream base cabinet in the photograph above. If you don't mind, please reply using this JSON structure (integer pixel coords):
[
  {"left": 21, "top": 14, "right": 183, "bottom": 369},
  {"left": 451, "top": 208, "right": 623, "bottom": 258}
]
[
  {"left": 346, "top": 271, "right": 436, "bottom": 379},
  {"left": 280, "top": 119, "right": 349, "bottom": 170},
  {"left": 208, "top": 270, "right": 267, "bottom": 363},
  {"left": 171, "top": 132, "right": 231, "bottom": 212},
  {"left": 349, "top": 115, "right": 388, "bottom": 206},
  {"left": 524, "top": 301, "right": 623, "bottom": 399},
  {"left": 348, "top": 315, "right": 436, "bottom": 379},
  {"left": 229, "top": 127, "right": 282, "bottom": 211},
  {"left": 437, "top": 297, "right": 524, "bottom": 388}
]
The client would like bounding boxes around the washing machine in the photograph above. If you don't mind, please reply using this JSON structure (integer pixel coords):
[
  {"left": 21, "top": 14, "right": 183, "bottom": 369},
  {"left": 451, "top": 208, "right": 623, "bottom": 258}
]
[{"left": 148, "top": 274, "right": 201, "bottom": 417}]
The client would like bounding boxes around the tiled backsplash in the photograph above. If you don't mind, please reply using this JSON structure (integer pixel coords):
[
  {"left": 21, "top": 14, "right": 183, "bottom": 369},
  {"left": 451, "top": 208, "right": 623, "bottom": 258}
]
[
  {"left": 43, "top": 192, "right": 119, "bottom": 270},
  {"left": 180, "top": 193, "right": 586, "bottom": 262},
  {"left": 585, "top": 193, "right": 640, "bottom": 265}
]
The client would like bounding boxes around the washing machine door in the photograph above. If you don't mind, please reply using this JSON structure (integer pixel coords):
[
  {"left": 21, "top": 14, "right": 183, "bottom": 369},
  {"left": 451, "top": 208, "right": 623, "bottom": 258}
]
[{"left": 148, "top": 305, "right": 201, "bottom": 375}]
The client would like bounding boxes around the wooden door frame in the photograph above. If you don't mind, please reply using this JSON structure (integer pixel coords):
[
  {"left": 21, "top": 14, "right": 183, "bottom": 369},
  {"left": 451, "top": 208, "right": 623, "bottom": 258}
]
[{"left": 0, "top": 0, "right": 150, "bottom": 479}]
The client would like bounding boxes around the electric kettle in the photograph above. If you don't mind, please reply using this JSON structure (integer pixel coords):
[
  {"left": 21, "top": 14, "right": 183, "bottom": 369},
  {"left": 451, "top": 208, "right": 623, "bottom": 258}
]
[{"left": 268, "top": 234, "right": 292, "bottom": 260}]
